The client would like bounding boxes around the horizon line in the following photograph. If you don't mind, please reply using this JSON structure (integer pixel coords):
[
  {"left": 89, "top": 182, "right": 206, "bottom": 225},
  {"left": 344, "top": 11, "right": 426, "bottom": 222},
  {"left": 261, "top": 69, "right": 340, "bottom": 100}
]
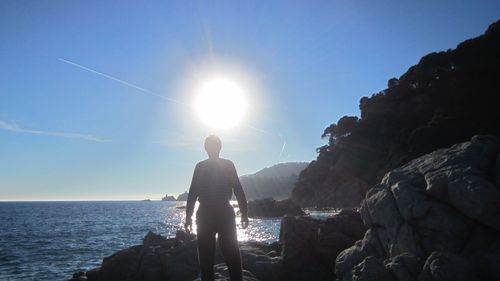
[{"left": 0, "top": 199, "right": 185, "bottom": 202}]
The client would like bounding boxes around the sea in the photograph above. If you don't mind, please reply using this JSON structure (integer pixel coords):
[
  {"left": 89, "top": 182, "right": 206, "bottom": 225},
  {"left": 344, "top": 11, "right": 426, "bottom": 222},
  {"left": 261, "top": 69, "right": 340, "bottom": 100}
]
[{"left": 0, "top": 200, "right": 338, "bottom": 281}]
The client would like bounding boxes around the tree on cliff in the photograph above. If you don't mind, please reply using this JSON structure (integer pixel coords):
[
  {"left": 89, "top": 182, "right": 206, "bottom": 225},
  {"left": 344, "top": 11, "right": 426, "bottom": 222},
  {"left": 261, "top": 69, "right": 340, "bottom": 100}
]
[{"left": 292, "top": 19, "right": 500, "bottom": 208}]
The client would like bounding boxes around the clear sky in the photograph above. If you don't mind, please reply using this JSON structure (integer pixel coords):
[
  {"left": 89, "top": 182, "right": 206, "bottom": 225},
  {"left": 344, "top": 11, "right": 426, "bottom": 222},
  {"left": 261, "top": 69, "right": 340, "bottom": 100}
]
[{"left": 1, "top": 1, "right": 499, "bottom": 201}]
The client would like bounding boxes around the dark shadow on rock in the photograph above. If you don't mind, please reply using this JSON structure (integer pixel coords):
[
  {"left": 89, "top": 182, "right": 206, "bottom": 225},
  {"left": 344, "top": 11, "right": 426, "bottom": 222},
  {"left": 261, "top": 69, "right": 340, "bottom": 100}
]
[{"left": 335, "top": 135, "right": 500, "bottom": 281}]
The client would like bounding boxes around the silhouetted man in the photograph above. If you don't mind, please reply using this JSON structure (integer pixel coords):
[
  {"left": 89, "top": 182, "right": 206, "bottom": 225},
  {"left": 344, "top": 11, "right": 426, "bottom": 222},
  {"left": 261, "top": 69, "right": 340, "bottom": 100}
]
[{"left": 184, "top": 135, "right": 249, "bottom": 281}]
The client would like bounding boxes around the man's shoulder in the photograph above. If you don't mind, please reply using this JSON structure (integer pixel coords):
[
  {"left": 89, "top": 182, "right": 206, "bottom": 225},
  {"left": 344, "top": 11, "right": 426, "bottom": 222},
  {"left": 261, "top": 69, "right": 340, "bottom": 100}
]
[
  {"left": 219, "top": 158, "right": 234, "bottom": 166},
  {"left": 196, "top": 158, "right": 234, "bottom": 168},
  {"left": 219, "top": 158, "right": 237, "bottom": 171},
  {"left": 195, "top": 159, "right": 209, "bottom": 169}
]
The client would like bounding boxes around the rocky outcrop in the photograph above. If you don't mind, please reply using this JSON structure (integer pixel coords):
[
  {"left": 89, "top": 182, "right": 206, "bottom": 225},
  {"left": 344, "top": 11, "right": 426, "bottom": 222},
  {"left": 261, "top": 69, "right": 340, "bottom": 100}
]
[
  {"left": 84, "top": 231, "right": 199, "bottom": 281},
  {"left": 247, "top": 198, "right": 305, "bottom": 218},
  {"left": 70, "top": 210, "right": 365, "bottom": 281},
  {"left": 176, "top": 191, "right": 189, "bottom": 201},
  {"left": 280, "top": 210, "right": 366, "bottom": 281},
  {"left": 335, "top": 135, "right": 500, "bottom": 281},
  {"left": 293, "top": 20, "right": 500, "bottom": 208},
  {"left": 69, "top": 232, "right": 281, "bottom": 281},
  {"left": 161, "top": 194, "right": 176, "bottom": 201}
]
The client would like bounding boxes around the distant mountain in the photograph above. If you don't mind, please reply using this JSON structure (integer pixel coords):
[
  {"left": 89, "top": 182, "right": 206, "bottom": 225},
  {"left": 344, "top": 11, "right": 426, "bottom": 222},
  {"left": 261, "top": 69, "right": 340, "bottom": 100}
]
[{"left": 239, "top": 162, "right": 308, "bottom": 201}]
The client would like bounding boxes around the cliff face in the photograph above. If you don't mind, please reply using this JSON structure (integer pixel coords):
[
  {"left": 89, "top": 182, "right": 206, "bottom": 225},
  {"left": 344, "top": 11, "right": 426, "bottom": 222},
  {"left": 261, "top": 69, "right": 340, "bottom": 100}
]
[
  {"left": 335, "top": 135, "right": 500, "bottom": 281},
  {"left": 292, "top": 20, "right": 500, "bottom": 208}
]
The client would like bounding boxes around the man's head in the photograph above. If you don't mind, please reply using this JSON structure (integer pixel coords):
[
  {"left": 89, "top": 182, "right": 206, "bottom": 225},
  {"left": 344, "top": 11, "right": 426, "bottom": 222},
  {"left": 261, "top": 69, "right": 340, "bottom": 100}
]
[{"left": 204, "top": 135, "right": 222, "bottom": 158}]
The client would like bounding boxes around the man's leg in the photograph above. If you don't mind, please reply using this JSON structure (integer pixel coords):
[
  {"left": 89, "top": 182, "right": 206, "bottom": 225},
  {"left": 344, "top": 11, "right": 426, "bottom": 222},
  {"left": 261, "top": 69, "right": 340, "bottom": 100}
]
[
  {"left": 218, "top": 218, "right": 243, "bottom": 281},
  {"left": 197, "top": 222, "right": 216, "bottom": 281}
]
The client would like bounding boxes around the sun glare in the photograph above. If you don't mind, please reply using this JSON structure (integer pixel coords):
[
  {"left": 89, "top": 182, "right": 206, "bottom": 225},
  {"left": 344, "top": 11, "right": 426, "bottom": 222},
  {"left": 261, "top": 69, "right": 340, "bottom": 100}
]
[{"left": 195, "top": 77, "right": 247, "bottom": 129}]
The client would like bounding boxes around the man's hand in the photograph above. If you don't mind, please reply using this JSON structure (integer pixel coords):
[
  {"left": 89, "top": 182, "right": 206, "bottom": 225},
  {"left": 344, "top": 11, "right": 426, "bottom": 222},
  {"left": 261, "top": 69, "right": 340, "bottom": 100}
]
[
  {"left": 241, "top": 215, "right": 249, "bottom": 229},
  {"left": 184, "top": 217, "right": 192, "bottom": 233}
]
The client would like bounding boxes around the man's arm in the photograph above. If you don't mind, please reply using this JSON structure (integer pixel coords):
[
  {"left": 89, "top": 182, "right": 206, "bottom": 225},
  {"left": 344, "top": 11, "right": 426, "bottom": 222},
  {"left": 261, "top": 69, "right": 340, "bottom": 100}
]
[
  {"left": 185, "top": 163, "right": 201, "bottom": 232},
  {"left": 230, "top": 161, "right": 248, "bottom": 221}
]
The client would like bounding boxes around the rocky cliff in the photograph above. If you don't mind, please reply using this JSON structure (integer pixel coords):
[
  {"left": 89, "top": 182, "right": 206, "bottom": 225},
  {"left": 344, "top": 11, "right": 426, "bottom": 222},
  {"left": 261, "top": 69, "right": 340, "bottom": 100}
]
[
  {"left": 292, "top": 20, "right": 500, "bottom": 207},
  {"left": 335, "top": 135, "right": 500, "bottom": 281}
]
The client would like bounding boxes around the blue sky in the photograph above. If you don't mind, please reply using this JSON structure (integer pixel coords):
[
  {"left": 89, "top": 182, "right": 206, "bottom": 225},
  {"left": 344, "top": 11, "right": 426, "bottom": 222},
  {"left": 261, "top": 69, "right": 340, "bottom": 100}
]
[{"left": 1, "top": 1, "right": 499, "bottom": 200}]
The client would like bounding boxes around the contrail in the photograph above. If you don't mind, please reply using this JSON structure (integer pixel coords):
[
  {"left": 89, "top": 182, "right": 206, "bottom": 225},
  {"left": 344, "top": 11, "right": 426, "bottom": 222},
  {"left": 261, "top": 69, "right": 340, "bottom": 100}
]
[
  {"left": 247, "top": 124, "right": 271, "bottom": 135},
  {"left": 58, "top": 58, "right": 188, "bottom": 106},
  {"left": 0, "top": 119, "right": 111, "bottom": 142},
  {"left": 249, "top": 124, "right": 288, "bottom": 159},
  {"left": 58, "top": 58, "right": 289, "bottom": 157},
  {"left": 278, "top": 141, "right": 287, "bottom": 159}
]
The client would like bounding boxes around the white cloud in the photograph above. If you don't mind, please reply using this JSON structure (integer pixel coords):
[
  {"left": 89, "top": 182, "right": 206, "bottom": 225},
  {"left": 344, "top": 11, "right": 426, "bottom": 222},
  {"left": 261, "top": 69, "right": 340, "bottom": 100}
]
[{"left": 0, "top": 119, "right": 111, "bottom": 142}]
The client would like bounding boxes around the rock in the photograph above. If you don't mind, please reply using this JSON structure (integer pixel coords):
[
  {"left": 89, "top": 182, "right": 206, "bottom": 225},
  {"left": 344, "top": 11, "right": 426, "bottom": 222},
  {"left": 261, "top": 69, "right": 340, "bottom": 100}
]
[
  {"left": 176, "top": 191, "right": 189, "bottom": 201},
  {"left": 163, "top": 238, "right": 199, "bottom": 281},
  {"left": 239, "top": 242, "right": 281, "bottom": 281},
  {"left": 385, "top": 254, "right": 423, "bottom": 281},
  {"left": 81, "top": 231, "right": 283, "bottom": 281},
  {"left": 338, "top": 253, "right": 422, "bottom": 281},
  {"left": 336, "top": 136, "right": 500, "bottom": 281},
  {"left": 143, "top": 231, "right": 171, "bottom": 247},
  {"left": 247, "top": 198, "right": 305, "bottom": 218},
  {"left": 89, "top": 245, "right": 144, "bottom": 281},
  {"left": 175, "top": 229, "right": 196, "bottom": 244},
  {"left": 418, "top": 251, "right": 475, "bottom": 281},
  {"left": 68, "top": 271, "right": 87, "bottom": 281},
  {"left": 76, "top": 209, "right": 365, "bottom": 281},
  {"left": 161, "top": 194, "right": 176, "bottom": 201},
  {"left": 85, "top": 268, "right": 99, "bottom": 280},
  {"left": 279, "top": 211, "right": 366, "bottom": 281},
  {"left": 348, "top": 256, "right": 396, "bottom": 281},
  {"left": 193, "top": 263, "right": 259, "bottom": 281},
  {"left": 335, "top": 229, "right": 385, "bottom": 277}
]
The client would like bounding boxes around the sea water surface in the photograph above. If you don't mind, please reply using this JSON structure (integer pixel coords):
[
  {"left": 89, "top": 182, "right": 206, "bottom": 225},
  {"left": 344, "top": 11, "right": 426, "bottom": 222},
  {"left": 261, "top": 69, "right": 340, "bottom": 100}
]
[
  {"left": 0, "top": 201, "right": 278, "bottom": 280},
  {"left": 0, "top": 201, "right": 337, "bottom": 281}
]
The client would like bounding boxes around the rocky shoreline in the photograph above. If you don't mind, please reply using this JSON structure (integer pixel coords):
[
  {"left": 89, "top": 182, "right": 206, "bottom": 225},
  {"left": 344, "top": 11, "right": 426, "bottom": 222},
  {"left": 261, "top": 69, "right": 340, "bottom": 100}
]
[
  {"left": 68, "top": 210, "right": 365, "bottom": 281},
  {"left": 247, "top": 198, "right": 305, "bottom": 218},
  {"left": 69, "top": 136, "right": 500, "bottom": 281}
]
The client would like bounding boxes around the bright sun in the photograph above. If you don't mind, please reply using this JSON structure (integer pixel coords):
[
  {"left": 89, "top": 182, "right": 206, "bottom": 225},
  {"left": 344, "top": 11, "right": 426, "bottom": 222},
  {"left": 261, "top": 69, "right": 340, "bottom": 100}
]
[{"left": 195, "top": 77, "right": 247, "bottom": 129}]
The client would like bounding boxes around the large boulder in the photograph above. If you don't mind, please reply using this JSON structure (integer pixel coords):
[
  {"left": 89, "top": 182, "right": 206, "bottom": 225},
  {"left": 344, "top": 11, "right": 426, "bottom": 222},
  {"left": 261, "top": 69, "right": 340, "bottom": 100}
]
[
  {"left": 279, "top": 210, "right": 366, "bottom": 281},
  {"left": 336, "top": 135, "right": 500, "bottom": 281},
  {"left": 83, "top": 231, "right": 199, "bottom": 281},
  {"left": 247, "top": 198, "right": 305, "bottom": 218}
]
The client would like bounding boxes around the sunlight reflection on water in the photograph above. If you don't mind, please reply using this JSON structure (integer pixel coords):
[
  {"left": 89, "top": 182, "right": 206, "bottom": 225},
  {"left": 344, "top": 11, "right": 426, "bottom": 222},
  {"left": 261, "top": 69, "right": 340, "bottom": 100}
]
[
  {"left": 178, "top": 201, "right": 281, "bottom": 243},
  {"left": 0, "top": 201, "right": 340, "bottom": 280}
]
